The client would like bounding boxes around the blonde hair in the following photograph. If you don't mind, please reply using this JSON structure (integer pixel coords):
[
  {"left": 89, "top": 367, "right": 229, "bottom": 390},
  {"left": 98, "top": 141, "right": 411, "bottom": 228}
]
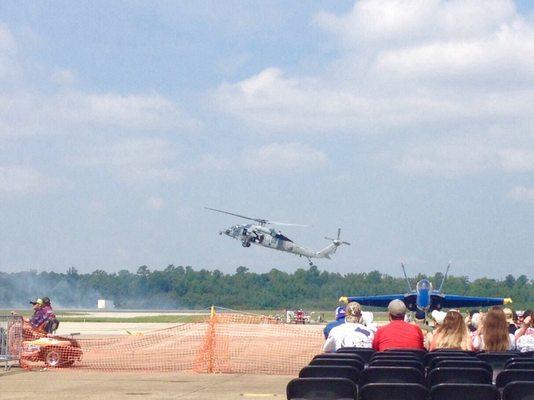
[
  {"left": 433, "top": 311, "right": 471, "bottom": 350},
  {"left": 482, "top": 307, "right": 509, "bottom": 352}
]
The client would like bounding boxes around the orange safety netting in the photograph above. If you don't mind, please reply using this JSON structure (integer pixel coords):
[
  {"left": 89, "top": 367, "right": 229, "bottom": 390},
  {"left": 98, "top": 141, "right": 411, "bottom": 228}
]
[{"left": 18, "top": 310, "right": 324, "bottom": 375}]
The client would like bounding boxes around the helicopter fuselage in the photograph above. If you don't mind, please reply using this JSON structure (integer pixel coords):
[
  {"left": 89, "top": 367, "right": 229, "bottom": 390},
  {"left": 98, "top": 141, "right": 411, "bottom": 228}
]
[{"left": 221, "top": 224, "right": 318, "bottom": 258}]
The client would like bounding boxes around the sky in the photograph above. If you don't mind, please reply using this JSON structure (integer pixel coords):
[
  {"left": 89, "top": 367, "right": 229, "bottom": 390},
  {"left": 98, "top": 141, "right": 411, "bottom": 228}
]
[{"left": 0, "top": 0, "right": 533, "bottom": 279}]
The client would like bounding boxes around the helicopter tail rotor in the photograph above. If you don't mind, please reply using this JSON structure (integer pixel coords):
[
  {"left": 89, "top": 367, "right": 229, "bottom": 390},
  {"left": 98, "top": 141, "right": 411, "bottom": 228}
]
[{"left": 325, "top": 228, "right": 351, "bottom": 246}]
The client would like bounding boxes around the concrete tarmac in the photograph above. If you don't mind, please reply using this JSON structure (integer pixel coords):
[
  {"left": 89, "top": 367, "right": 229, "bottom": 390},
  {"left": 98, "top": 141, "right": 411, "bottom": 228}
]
[{"left": 0, "top": 369, "right": 290, "bottom": 400}]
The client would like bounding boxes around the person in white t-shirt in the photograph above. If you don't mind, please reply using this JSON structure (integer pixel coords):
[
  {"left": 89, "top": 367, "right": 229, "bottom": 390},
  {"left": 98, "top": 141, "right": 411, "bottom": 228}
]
[{"left": 323, "top": 302, "right": 374, "bottom": 352}]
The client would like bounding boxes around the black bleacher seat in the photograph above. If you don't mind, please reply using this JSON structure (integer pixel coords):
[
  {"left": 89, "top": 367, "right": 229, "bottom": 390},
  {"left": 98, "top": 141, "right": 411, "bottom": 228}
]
[
  {"left": 429, "top": 356, "right": 478, "bottom": 370},
  {"left": 287, "top": 377, "right": 357, "bottom": 400},
  {"left": 371, "top": 353, "right": 420, "bottom": 362},
  {"left": 496, "top": 369, "right": 534, "bottom": 389},
  {"left": 434, "top": 359, "right": 492, "bottom": 374},
  {"left": 433, "top": 348, "right": 476, "bottom": 355},
  {"left": 384, "top": 348, "right": 427, "bottom": 360},
  {"left": 428, "top": 367, "right": 492, "bottom": 387},
  {"left": 369, "top": 359, "right": 425, "bottom": 373},
  {"left": 429, "top": 383, "right": 500, "bottom": 400},
  {"left": 361, "top": 366, "right": 425, "bottom": 385},
  {"left": 505, "top": 361, "right": 534, "bottom": 370},
  {"left": 313, "top": 353, "right": 365, "bottom": 364},
  {"left": 336, "top": 347, "right": 375, "bottom": 363},
  {"left": 502, "top": 381, "right": 534, "bottom": 400},
  {"left": 360, "top": 383, "right": 428, "bottom": 400},
  {"left": 310, "top": 357, "right": 364, "bottom": 372},
  {"left": 424, "top": 351, "right": 473, "bottom": 367},
  {"left": 299, "top": 365, "right": 360, "bottom": 386},
  {"left": 505, "top": 357, "right": 534, "bottom": 367},
  {"left": 476, "top": 352, "right": 520, "bottom": 371}
]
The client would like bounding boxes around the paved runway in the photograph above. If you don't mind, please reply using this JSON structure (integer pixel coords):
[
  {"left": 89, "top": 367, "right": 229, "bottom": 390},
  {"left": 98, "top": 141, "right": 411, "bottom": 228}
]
[{"left": 1, "top": 369, "right": 290, "bottom": 399}]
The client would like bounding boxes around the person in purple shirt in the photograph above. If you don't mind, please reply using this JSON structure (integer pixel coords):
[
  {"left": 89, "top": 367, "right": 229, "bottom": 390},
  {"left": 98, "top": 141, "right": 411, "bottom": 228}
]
[{"left": 29, "top": 298, "right": 47, "bottom": 329}]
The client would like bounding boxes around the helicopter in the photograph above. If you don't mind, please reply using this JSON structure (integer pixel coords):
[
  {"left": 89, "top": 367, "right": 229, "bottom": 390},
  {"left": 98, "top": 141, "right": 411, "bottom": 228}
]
[{"left": 206, "top": 207, "right": 350, "bottom": 265}]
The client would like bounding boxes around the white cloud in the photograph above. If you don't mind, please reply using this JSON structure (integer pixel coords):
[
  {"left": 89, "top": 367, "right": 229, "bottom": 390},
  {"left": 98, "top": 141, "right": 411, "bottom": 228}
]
[
  {"left": 75, "top": 138, "right": 183, "bottom": 183},
  {"left": 0, "top": 91, "right": 198, "bottom": 137},
  {"left": 212, "top": 0, "right": 534, "bottom": 177},
  {"left": 244, "top": 143, "right": 327, "bottom": 173},
  {"left": 50, "top": 69, "right": 77, "bottom": 86},
  {"left": 0, "top": 24, "right": 17, "bottom": 80},
  {"left": 508, "top": 186, "right": 534, "bottom": 203},
  {"left": 0, "top": 165, "right": 55, "bottom": 195},
  {"left": 146, "top": 196, "right": 166, "bottom": 210}
]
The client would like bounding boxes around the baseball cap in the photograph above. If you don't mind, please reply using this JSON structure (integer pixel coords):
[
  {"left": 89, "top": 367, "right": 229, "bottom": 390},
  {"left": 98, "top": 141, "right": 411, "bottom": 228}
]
[
  {"left": 335, "top": 306, "right": 346, "bottom": 320},
  {"left": 346, "top": 302, "right": 362, "bottom": 316},
  {"left": 388, "top": 299, "right": 407, "bottom": 317},
  {"left": 30, "top": 298, "right": 43, "bottom": 305},
  {"left": 42, "top": 296, "right": 51, "bottom": 305}
]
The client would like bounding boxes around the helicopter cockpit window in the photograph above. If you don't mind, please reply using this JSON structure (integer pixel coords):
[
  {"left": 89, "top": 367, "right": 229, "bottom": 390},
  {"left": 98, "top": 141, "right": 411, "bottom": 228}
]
[{"left": 416, "top": 279, "right": 432, "bottom": 292}]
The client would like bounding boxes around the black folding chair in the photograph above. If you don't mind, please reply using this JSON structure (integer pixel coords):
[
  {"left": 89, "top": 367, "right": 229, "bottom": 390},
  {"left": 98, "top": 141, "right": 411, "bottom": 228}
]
[
  {"left": 310, "top": 357, "right": 364, "bottom": 372},
  {"left": 360, "top": 383, "right": 428, "bottom": 400},
  {"left": 371, "top": 353, "right": 420, "bottom": 362},
  {"left": 313, "top": 352, "right": 365, "bottom": 364},
  {"left": 433, "top": 359, "right": 492, "bottom": 374},
  {"left": 299, "top": 366, "right": 360, "bottom": 386},
  {"left": 476, "top": 352, "right": 520, "bottom": 371},
  {"left": 424, "top": 351, "right": 473, "bottom": 367},
  {"left": 369, "top": 359, "right": 425, "bottom": 373},
  {"left": 496, "top": 369, "right": 534, "bottom": 389},
  {"left": 505, "top": 361, "right": 534, "bottom": 370},
  {"left": 433, "top": 348, "right": 476, "bottom": 355},
  {"left": 287, "top": 378, "right": 357, "bottom": 400},
  {"left": 502, "top": 381, "right": 534, "bottom": 400},
  {"left": 429, "top": 356, "right": 478, "bottom": 370},
  {"left": 428, "top": 367, "right": 492, "bottom": 387},
  {"left": 361, "top": 366, "right": 425, "bottom": 385},
  {"left": 430, "top": 383, "right": 500, "bottom": 400},
  {"left": 336, "top": 347, "right": 375, "bottom": 363},
  {"left": 385, "top": 348, "right": 427, "bottom": 360},
  {"left": 505, "top": 357, "right": 534, "bottom": 368}
]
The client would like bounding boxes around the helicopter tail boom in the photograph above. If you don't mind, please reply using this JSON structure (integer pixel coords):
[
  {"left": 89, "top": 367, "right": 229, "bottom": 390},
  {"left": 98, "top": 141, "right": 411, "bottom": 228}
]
[{"left": 315, "top": 228, "right": 350, "bottom": 259}]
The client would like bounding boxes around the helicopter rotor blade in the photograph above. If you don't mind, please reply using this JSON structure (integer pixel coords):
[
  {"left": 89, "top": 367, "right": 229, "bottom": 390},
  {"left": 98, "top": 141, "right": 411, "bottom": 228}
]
[
  {"left": 205, "top": 207, "right": 260, "bottom": 223},
  {"left": 269, "top": 221, "right": 308, "bottom": 227}
]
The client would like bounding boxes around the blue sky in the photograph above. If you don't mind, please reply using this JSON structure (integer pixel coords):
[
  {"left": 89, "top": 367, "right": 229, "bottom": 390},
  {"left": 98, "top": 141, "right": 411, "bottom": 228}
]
[{"left": 0, "top": 0, "right": 533, "bottom": 278}]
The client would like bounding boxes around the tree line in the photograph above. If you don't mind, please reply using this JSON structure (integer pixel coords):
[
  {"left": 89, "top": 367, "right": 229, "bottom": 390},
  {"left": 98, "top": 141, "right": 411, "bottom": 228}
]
[{"left": 0, "top": 265, "right": 532, "bottom": 310}]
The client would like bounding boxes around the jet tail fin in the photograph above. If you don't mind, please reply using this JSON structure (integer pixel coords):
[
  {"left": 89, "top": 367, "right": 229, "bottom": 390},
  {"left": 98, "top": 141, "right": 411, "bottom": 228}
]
[
  {"left": 438, "top": 262, "right": 451, "bottom": 293},
  {"left": 401, "top": 263, "right": 412, "bottom": 293}
]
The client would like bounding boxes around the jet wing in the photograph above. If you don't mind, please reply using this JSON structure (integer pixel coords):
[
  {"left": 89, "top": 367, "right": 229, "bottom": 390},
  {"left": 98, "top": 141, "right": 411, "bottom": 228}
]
[
  {"left": 432, "top": 294, "right": 512, "bottom": 309},
  {"left": 340, "top": 294, "right": 406, "bottom": 308}
]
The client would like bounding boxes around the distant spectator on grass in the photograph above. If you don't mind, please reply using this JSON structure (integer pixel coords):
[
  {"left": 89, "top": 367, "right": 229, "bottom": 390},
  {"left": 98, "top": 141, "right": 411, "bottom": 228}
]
[
  {"left": 412, "top": 310, "right": 432, "bottom": 349},
  {"left": 473, "top": 307, "right": 515, "bottom": 351},
  {"left": 323, "top": 306, "right": 345, "bottom": 339},
  {"left": 430, "top": 310, "right": 472, "bottom": 351},
  {"left": 372, "top": 299, "right": 424, "bottom": 351},
  {"left": 323, "top": 302, "right": 374, "bottom": 352},
  {"left": 465, "top": 309, "right": 480, "bottom": 332},
  {"left": 361, "top": 311, "right": 377, "bottom": 332}
]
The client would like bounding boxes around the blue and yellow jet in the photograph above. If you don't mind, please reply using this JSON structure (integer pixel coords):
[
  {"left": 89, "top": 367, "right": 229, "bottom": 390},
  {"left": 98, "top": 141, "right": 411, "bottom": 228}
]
[{"left": 339, "top": 264, "right": 512, "bottom": 312}]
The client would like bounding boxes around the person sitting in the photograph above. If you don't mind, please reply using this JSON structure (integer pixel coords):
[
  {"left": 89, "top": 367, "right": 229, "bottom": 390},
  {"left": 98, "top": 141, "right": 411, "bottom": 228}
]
[
  {"left": 503, "top": 308, "right": 517, "bottom": 334},
  {"left": 323, "top": 306, "right": 346, "bottom": 339},
  {"left": 41, "top": 297, "right": 59, "bottom": 333},
  {"left": 323, "top": 302, "right": 374, "bottom": 352},
  {"left": 515, "top": 314, "right": 534, "bottom": 353},
  {"left": 29, "top": 298, "right": 47, "bottom": 330},
  {"left": 472, "top": 307, "right": 515, "bottom": 351},
  {"left": 372, "top": 299, "right": 424, "bottom": 351},
  {"left": 430, "top": 310, "right": 472, "bottom": 351}
]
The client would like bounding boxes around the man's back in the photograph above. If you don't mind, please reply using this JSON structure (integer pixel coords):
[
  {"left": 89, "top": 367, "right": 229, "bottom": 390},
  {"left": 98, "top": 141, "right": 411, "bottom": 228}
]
[
  {"left": 372, "top": 320, "right": 424, "bottom": 351},
  {"left": 324, "top": 322, "right": 374, "bottom": 352}
]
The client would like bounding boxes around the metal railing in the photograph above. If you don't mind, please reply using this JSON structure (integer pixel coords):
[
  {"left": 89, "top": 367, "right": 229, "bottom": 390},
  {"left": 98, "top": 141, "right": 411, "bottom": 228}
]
[{"left": 0, "top": 315, "right": 23, "bottom": 370}]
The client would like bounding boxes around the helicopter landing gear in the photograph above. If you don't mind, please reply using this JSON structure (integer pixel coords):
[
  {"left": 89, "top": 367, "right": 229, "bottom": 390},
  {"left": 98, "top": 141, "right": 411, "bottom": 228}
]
[{"left": 306, "top": 257, "right": 314, "bottom": 266}]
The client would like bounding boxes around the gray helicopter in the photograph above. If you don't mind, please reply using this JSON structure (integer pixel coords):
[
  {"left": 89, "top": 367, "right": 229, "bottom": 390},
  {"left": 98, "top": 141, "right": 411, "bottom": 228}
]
[{"left": 206, "top": 207, "right": 350, "bottom": 265}]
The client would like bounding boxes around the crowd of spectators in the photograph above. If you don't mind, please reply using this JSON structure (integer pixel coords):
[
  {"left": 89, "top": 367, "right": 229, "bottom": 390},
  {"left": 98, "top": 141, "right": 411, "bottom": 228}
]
[{"left": 323, "top": 300, "right": 534, "bottom": 353}]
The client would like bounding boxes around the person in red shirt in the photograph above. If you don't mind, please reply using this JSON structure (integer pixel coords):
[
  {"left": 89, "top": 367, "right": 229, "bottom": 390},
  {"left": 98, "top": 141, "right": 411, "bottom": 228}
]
[{"left": 372, "top": 299, "right": 425, "bottom": 351}]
